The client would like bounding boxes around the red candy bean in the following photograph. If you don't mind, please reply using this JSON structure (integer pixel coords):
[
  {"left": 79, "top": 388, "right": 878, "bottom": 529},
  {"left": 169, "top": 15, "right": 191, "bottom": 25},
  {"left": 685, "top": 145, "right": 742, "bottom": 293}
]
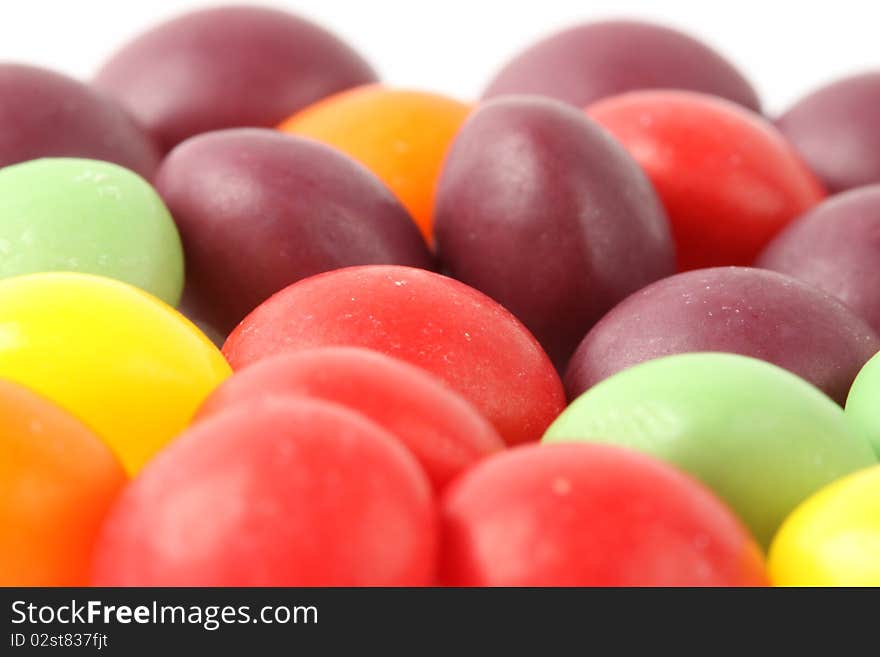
[
  {"left": 223, "top": 266, "right": 566, "bottom": 446},
  {"left": 196, "top": 347, "right": 504, "bottom": 490},
  {"left": 92, "top": 398, "right": 436, "bottom": 586},
  {"left": 589, "top": 90, "right": 826, "bottom": 270},
  {"left": 440, "top": 443, "right": 769, "bottom": 587}
]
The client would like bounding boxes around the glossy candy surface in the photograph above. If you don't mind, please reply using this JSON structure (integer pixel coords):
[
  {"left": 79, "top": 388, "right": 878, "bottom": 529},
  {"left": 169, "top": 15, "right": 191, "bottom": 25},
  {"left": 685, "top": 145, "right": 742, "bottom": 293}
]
[
  {"left": 0, "top": 158, "right": 184, "bottom": 305},
  {"left": 7, "top": 11, "right": 880, "bottom": 590},
  {"left": 589, "top": 91, "right": 826, "bottom": 270},
  {"left": 223, "top": 265, "right": 566, "bottom": 446},
  {"left": 769, "top": 465, "right": 880, "bottom": 586},
  {"left": 92, "top": 397, "right": 436, "bottom": 586},
  {"left": 0, "top": 273, "right": 231, "bottom": 474},
  {"left": 94, "top": 6, "right": 377, "bottom": 152},
  {"left": 155, "top": 129, "right": 432, "bottom": 335},
  {"left": 0, "top": 64, "right": 159, "bottom": 178},
  {"left": 545, "top": 353, "right": 877, "bottom": 546},
  {"left": 776, "top": 73, "right": 880, "bottom": 193},
  {"left": 279, "top": 86, "right": 471, "bottom": 241},
  {"left": 441, "top": 443, "right": 768, "bottom": 586},
  {"left": 565, "top": 267, "right": 880, "bottom": 405},
  {"left": 0, "top": 380, "right": 126, "bottom": 586},
  {"left": 756, "top": 186, "right": 880, "bottom": 335},
  {"left": 434, "top": 97, "right": 674, "bottom": 368},
  {"left": 196, "top": 347, "right": 504, "bottom": 490},
  {"left": 482, "top": 20, "right": 760, "bottom": 111},
  {"left": 846, "top": 351, "right": 880, "bottom": 458}
]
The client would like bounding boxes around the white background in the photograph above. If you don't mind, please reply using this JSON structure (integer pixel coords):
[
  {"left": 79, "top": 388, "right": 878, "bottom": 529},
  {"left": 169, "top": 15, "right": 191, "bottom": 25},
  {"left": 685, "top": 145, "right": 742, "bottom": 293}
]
[{"left": 0, "top": 0, "right": 877, "bottom": 114}]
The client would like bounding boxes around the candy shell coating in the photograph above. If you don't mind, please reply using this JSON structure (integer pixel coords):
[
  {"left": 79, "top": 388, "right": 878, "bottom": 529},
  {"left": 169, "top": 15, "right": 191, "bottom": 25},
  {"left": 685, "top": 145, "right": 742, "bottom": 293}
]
[
  {"left": 565, "top": 267, "right": 880, "bottom": 405},
  {"left": 155, "top": 129, "right": 432, "bottom": 335},
  {"left": 769, "top": 464, "right": 880, "bottom": 586},
  {"left": 0, "top": 63, "right": 159, "bottom": 178},
  {"left": 846, "top": 351, "right": 880, "bottom": 458},
  {"left": 776, "top": 73, "right": 880, "bottom": 193},
  {"left": 0, "top": 379, "right": 126, "bottom": 586},
  {"left": 441, "top": 443, "right": 768, "bottom": 586},
  {"left": 196, "top": 347, "right": 504, "bottom": 491},
  {"left": 94, "top": 6, "right": 377, "bottom": 152},
  {"left": 92, "top": 397, "right": 436, "bottom": 586},
  {"left": 482, "top": 20, "right": 760, "bottom": 111},
  {"left": 588, "top": 91, "right": 825, "bottom": 270},
  {"left": 0, "top": 273, "right": 231, "bottom": 474},
  {"left": 0, "top": 158, "right": 183, "bottom": 305},
  {"left": 279, "top": 86, "right": 471, "bottom": 241},
  {"left": 223, "top": 265, "right": 565, "bottom": 446},
  {"left": 756, "top": 185, "right": 880, "bottom": 336},
  {"left": 434, "top": 96, "right": 674, "bottom": 369},
  {"left": 545, "top": 353, "right": 876, "bottom": 546}
]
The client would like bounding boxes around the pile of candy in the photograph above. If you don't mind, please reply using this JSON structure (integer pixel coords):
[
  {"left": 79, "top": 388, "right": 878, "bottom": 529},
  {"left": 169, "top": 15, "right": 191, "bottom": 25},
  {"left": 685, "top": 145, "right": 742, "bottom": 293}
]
[{"left": 2, "top": 5, "right": 879, "bottom": 587}]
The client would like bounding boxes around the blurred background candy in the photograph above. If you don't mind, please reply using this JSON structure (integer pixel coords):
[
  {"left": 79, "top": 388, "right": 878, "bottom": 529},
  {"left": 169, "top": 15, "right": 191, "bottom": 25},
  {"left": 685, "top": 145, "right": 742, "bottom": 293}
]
[
  {"left": 756, "top": 186, "right": 880, "bottom": 335},
  {"left": 223, "top": 265, "right": 566, "bottom": 446},
  {"left": 0, "top": 273, "right": 230, "bottom": 474},
  {"left": 92, "top": 397, "right": 437, "bottom": 586},
  {"left": 434, "top": 96, "right": 674, "bottom": 369},
  {"left": 0, "top": 64, "right": 159, "bottom": 178},
  {"left": 776, "top": 73, "right": 880, "bottom": 193},
  {"left": 195, "top": 347, "right": 504, "bottom": 490},
  {"left": 482, "top": 20, "right": 760, "bottom": 112},
  {"left": 565, "top": 267, "right": 880, "bottom": 404},
  {"left": 279, "top": 86, "right": 471, "bottom": 241},
  {"left": 545, "top": 353, "right": 876, "bottom": 546},
  {"left": 0, "top": 158, "right": 183, "bottom": 305},
  {"left": 441, "top": 443, "right": 768, "bottom": 586},
  {"left": 155, "top": 128, "right": 432, "bottom": 336},
  {"left": 5, "top": 2, "right": 877, "bottom": 117},
  {"left": 0, "top": 379, "right": 126, "bottom": 586},
  {"left": 769, "top": 464, "right": 880, "bottom": 586},
  {"left": 846, "top": 351, "right": 880, "bottom": 458},
  {"left": 93, "top": 5, "right": 377, "bottom": 153},
  {"left": 588, "top": 91, "right": 826, "bottom": 270}
]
